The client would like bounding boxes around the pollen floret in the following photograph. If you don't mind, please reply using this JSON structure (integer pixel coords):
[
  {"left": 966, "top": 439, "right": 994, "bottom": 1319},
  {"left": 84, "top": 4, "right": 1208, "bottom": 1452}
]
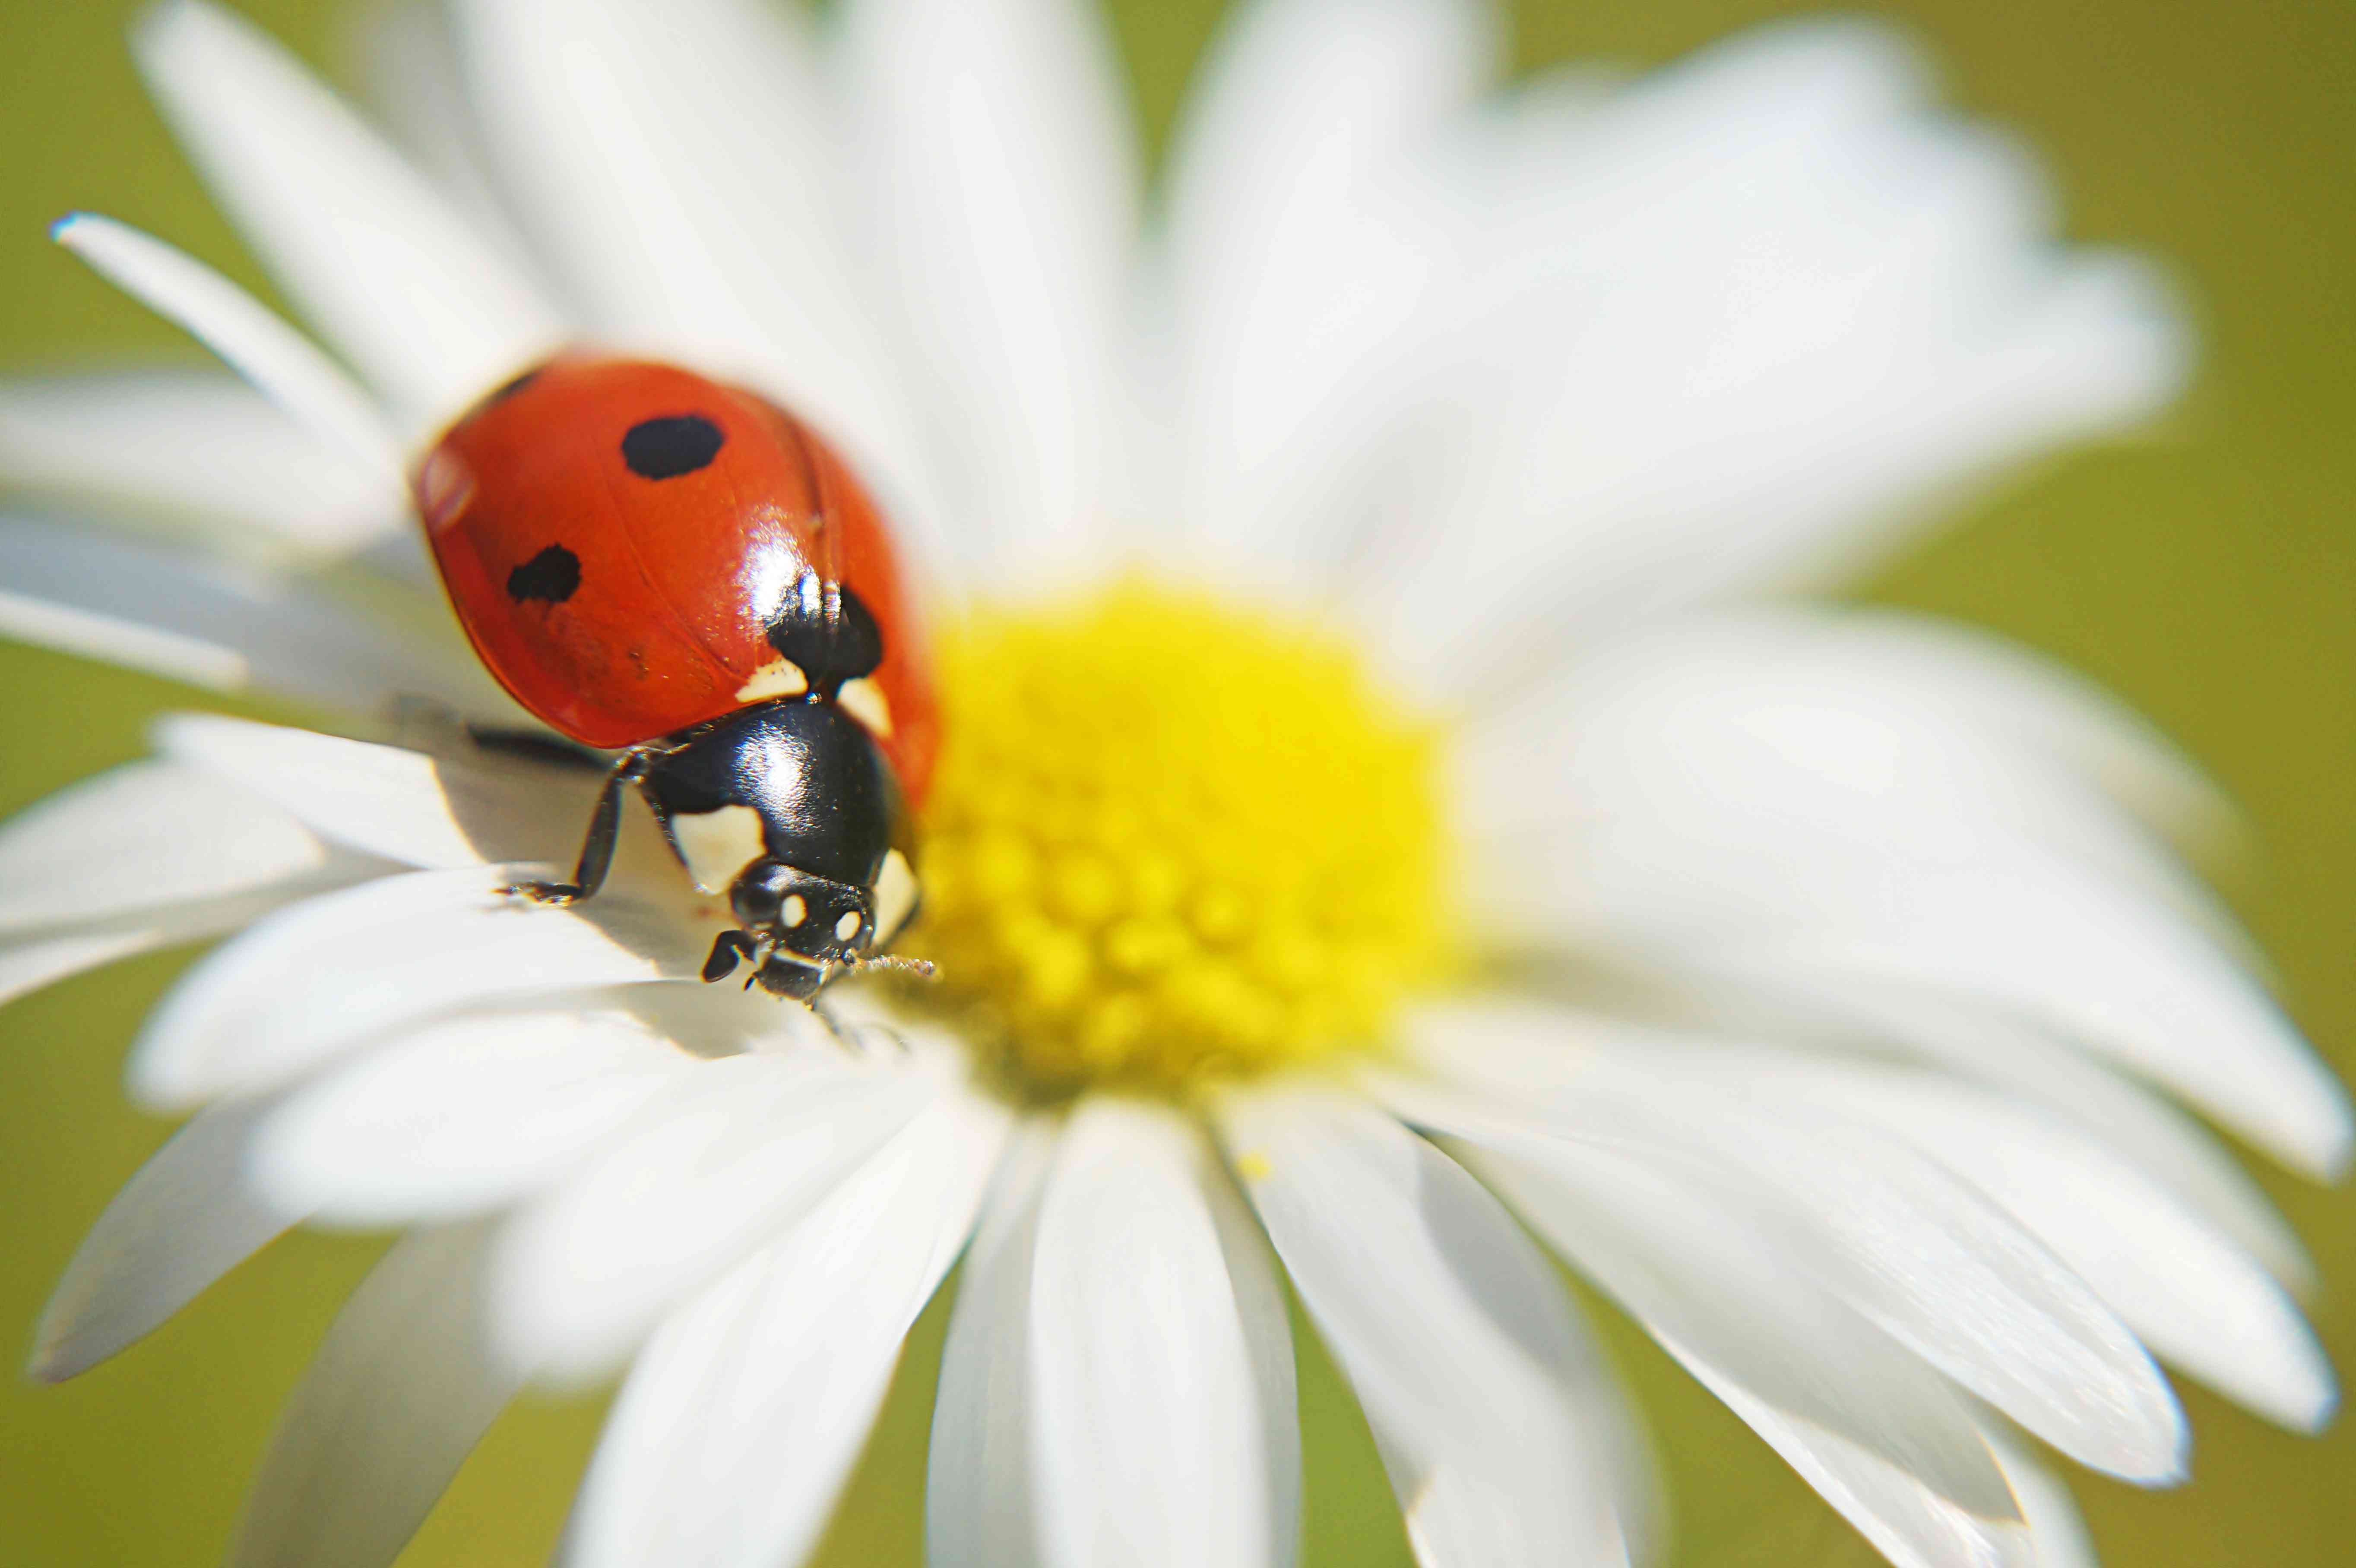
[{"left": 906, "top": 583, "right": 1450, "bottom": 1094}]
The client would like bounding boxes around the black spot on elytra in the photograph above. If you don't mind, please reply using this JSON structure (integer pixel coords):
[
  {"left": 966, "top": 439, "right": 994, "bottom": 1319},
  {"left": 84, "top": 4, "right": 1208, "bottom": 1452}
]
[
  {"left": 621, "top": 414, "right": 725, "bottom": 480},
  {"left": 765, "top": 572, "right": 882, "bottom": 698},
  {"left": 507, "top": 544, "right": 581, "bottom": 604}
]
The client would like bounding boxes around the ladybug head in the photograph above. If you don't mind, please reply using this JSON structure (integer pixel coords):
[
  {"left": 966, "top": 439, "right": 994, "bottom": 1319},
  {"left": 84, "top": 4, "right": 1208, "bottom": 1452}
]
[
  {"left": 741, "top": 857, "right": 874, "bottom": 962},
  {"left": 694, "top": 860, "right": 876, "bottom": 1000}
]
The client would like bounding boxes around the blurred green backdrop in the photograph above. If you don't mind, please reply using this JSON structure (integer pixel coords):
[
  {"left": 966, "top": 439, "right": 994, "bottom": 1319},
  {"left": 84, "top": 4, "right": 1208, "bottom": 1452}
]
[{"left": 0, "top": 0, "right": 2350, "bottom": 1564}]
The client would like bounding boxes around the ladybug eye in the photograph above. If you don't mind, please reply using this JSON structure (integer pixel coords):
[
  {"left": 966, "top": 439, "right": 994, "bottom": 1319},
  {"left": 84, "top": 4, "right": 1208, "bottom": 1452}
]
[{"left": 729, "top": 859, "right": 792, "bottom": 929}]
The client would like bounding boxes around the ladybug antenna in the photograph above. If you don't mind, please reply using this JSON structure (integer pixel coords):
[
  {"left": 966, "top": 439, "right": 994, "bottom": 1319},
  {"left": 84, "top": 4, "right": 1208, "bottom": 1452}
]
[{"left": 852, "top": 953, "right": 937, "bottom": 982}]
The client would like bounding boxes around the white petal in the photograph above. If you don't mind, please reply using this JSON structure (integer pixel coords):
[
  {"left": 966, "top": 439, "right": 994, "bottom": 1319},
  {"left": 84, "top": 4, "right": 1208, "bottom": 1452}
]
[
  {"left": 1987, "top": 1429, "right": 2098, "bottom": 1568},
  {"left": 1691, "top": 1113, "right": 2180, "bottom": 1474},
  {"left": 346, "top": 1, "right": 548, "bottom": 285},
  {"left": 1424, "top": 1115, "right": 2020, "bottom": 1518},
  {"left": 250, "top": 1008, "right": 700, "bottom": 1226},
  {"left": 0, "top": 886, "right": 369, "bottom": 1008},
  {"left": 1675, "top": 1351, "right": 2036, "bottom": 1568},
  {"left": 0, "top": 929, "right": 173, "bottom": 1008},
  {"left": 1397, "top": 1014, "right": 2188, "bottom": 1483},
  {"left": 0, "top": 372, "right": 400, "bottom": 556},
  {"left": 1458, "top": 614, "right": 2228, "bottom": 946},
  {"left": 1769, "top": 1062, "right": 2334, "bottom": 1430},
  {"left": 1158, "top": 0, "right": 1492, "bottom": 592},
  {"left": 0, "top": 515, "right": 487, "bottom": 711},
  {"left": 928, "top": 1118, "right": 1060, "bottom": 1568},
  {"left": 1344, "top": 23, "right": 2185, "bottom": 681},
  {"left": 0, "top": 578, "right": 242, "bottom": 692},
  {"left": 488, "top": 1052, "right": 935, "bottom": 1383},
  {"left": 833, "top": 0, "right": 1141, "bottom": 581},
  {"left": 136, "top": 0, "right": 568, "bottom": 436},
  {"left": 569, "top": 1088, "right": 1006, "bottom": 1568},
  {"left": 1019, "top": 1099, "right": 1298, "bottom": 1568},
  {"left": 450, "top": 0, "right": 946, "bottom": 575},
  {"left": 32, "top": 1094, "right": 299, "bottom": 1381},
  {"left": 1759, "top": 610, "right": 2231, "bottom": 847},
  {"left": 228, "top": 1220, "right": 519, "bottom": 1568},
  {"left": 1459, "top": 613, "right": 2236, "bottom": 939},
  {"left": 157, "top": 714, "right": 604, "bottom": 871},
  {"left": 0, "top": 759, "right": 323, "bottom": 936},
  {"left": 1219, "top": 1086, "right": 1627, "bottom": 1567},
  {"left": 0, "top": 754, "right": 390, "bottom": 1010},
  {"left": 1805, "top": 987, "right": 2315, "bottom": 1292},
  {"left": 1457, "top": 617, "right": 2350, "bottom": 1176},
  {"left": 1718, "top": 889, "right": 2346, "bottom": 1177},
  {"left": 129, "top": 865, "right": 703, "bottom": 1111},
  {"left": 51, "top": 214, "right": 404, "bottom": 481}
]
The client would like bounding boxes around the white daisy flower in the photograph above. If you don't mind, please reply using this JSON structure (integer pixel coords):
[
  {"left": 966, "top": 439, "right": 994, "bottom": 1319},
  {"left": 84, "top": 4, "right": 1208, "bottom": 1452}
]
[{"left": 3, "top": 1, "right": 2343, "bottom": 1566}]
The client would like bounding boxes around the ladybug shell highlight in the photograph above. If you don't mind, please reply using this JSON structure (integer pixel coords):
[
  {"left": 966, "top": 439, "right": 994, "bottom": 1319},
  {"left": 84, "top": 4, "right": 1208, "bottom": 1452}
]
[{"left": 414, "top": 357, "right": 937, "bottom": 806}]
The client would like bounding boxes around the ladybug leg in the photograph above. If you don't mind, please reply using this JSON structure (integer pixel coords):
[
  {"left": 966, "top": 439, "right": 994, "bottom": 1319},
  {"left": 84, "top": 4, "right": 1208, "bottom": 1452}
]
[
  {"left": 509, "top": 750, "right": 652, "bottom": 906},
  {"left": 701, "top": 929, "right": 757, "bottom": 982}
]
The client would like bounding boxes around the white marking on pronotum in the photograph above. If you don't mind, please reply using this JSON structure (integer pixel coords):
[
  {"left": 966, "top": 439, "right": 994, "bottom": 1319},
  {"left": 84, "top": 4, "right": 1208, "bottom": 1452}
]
[
  {"left": 734, "top": 656, "right": 808, "bottom": 703},
  {"left": 835, "top": 910, "right": 862, "bottom": 942},
  {"left": 836, "top": 676, "right": 893, "bottom": 737},
  {"left": 668, "top": 803, "right": 766, "bottom": 895},
  {"left": 781, "top": 893, "right": 807, "bottom": 928},
  {"left": 872, "top": 849, "right": 918, "bottom": 947}
]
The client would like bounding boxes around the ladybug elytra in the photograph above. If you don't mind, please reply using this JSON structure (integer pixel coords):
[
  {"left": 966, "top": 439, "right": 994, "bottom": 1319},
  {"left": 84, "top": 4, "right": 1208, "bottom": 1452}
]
[{"left": 413, "top": 356, "right": 936, "bottom": 1001}]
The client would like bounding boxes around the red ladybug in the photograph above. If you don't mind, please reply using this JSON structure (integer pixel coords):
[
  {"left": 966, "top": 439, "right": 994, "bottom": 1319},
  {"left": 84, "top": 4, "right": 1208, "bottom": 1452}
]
[{"left": 413, "top": 355, "right": 936, "bottom": 1000}]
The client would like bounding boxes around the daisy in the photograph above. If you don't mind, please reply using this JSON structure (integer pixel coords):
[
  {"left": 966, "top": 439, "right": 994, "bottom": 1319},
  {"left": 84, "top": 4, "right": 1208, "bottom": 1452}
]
[{"left": 2, "top": 0, "right": 2343, "bottom": 1565}]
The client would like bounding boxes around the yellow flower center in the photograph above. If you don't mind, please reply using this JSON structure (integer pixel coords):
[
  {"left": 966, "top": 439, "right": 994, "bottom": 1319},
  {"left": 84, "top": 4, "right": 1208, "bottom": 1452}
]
[{"left": 901, "top": 582, "right": 1450, "bottom": 1097}]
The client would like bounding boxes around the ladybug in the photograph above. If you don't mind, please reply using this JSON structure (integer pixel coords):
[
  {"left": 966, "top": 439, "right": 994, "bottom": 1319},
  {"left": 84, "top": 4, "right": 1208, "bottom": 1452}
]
[{"left": 412, "top": 355, "right": 937, "bottom": 1001}]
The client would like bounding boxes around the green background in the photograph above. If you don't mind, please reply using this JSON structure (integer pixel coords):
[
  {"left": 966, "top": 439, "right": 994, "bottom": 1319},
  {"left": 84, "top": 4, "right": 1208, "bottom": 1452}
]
[{"left": 1, "top": 0, "right": 2350, "bottom": 1564}]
